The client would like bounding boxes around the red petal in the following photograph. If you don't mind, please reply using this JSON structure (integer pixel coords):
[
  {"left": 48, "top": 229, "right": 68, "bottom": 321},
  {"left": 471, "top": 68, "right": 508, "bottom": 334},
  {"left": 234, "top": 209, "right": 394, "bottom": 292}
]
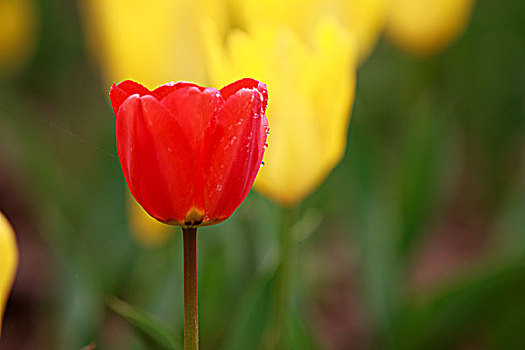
[
  {"left": 115, "top": 80, "right": 151, "bottom": 95},
  {"left": 220, "top": 78, "right": 268, "bottom": 113},
  {"left": 116, "top": 95, "right": 196, "bottom": 223},
  {"left": 160, "top": 87, "right": 223, "bottom": 213},
  {"left": 160, "top": 87, "right": 223, "bottom": 150},
  {"left": 203, "top": 88, "right": 268, "bottom": 221},
  {"left": 110, "top": 80, "right": 151, "bottom": 117},
  {"left": 152, "top": 81, "right": 205, "bottom": 100}
]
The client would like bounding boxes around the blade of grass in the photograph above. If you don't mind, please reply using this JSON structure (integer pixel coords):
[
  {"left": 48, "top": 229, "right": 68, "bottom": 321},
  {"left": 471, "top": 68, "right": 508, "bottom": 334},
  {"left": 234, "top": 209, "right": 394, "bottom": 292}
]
[{"left": 107, "top": 296, "right": 182, "bottom": 350}]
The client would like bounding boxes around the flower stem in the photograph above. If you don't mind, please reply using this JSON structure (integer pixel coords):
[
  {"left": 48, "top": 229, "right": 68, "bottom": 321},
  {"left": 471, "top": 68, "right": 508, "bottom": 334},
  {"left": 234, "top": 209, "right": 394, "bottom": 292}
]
[
  {"left": 183, "top": 227, "right": 199, "bottom": 350},
  {"left": 270, "top": 207, "right": 294, "bottom": 347}
]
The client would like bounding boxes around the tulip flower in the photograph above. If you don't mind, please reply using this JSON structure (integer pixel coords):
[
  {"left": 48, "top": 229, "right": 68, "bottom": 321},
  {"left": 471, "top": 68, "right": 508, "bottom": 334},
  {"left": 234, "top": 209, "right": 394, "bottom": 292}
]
[
  {"left": 0, "top": 212, "right": 18, "bottom": 336},
  {"left": 110, "top": 78, "right": 268, "bottom": 226},
  {"left": 231, "top": 0, "right": 387, "bottom": 62},
  {"left": 386, "top": 0, "right": 475, "bottom": 55},
  {"left": 0, "top": 0, "right": 37, "bottom": 75},
  {"left": 204, "top": 19, "right": 356, "bottom": 206},
  {"left": 110, "top": 78, "right": 268, "bottom": 349}
]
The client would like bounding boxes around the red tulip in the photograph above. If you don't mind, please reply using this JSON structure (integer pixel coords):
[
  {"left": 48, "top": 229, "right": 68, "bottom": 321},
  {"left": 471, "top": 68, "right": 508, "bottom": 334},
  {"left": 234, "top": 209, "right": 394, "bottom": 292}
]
[{"left": 110, "top": 78, "right": 269, "bottom": 227}]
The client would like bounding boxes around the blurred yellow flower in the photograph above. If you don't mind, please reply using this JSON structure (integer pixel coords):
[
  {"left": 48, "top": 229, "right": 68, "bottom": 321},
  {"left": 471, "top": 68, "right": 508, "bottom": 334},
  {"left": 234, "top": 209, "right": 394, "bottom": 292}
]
[
  {"left": 127, "top": 194, "right": 173, "bottom": 247},
  {"left": 386, "top": 0, "right": 475, "bottom": 55},
  {"left": 204, "top": 19, "right": 356, "bottom": 206},
  {"left": 0, "top": 212, "right": 18, "bottom": 336},
  {"left": 0, "top": 0, "right": 37, "bottom": 75},
  {"left": 232, "top": 0, "right": 388, "bottom": 62},
  {"left": 82, "top": 0, "right": 230, "bottom": 87}
]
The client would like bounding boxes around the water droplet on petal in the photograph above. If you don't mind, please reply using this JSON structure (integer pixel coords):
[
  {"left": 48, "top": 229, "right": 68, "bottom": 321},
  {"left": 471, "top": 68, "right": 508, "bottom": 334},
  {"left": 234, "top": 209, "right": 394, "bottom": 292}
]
[{"left": 260, "top": 161, "right": 265, "bottom": 168}]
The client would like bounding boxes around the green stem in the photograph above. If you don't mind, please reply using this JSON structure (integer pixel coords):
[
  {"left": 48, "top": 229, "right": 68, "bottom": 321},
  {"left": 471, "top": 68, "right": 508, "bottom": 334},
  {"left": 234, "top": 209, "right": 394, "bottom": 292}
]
[
  {"left": 183, "top": 227, "right": 199, "bottom": 350},
  {"left": 272, "top": 207, "right": 294, "bottom": 347}
]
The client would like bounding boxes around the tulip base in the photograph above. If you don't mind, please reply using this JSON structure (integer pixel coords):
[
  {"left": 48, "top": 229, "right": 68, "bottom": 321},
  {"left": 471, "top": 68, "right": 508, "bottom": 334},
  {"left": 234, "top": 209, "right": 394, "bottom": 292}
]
[{"left": 183, "top": 227, "right": 199, "bottom": 350}]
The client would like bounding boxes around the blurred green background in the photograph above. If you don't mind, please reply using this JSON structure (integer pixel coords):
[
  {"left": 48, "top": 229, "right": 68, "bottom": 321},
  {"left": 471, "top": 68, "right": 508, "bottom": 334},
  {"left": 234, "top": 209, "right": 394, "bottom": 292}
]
[{"left": 1, "top": 0, "right": 525, "bottom": 349}]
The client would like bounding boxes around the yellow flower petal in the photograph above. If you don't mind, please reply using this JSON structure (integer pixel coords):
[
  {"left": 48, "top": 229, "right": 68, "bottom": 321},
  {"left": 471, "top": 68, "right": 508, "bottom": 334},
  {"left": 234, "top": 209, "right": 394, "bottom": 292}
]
[
  {"left": 0, "top": 212, "right": 18, "bottom": 336},
  {"left": 342, "top": 0, "right": 389, "bottom": 61},
  {"left": 0, "top": 0, "right": 37, "bottom": 75},
  {"left": 204, "top": 19, "right": 357, "bottom": 206},
  {"left": 231, "top": 0, "right": 388, "bottom": 62},
  {"left": 386, "top": 0, "right": 476, "bottom": 55}
]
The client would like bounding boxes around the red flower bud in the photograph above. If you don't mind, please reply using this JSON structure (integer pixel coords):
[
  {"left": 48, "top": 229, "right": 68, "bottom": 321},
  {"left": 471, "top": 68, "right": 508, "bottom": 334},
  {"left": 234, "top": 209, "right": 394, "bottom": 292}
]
[{"left": 110, "top": 78, "right": 269, "bottom": 227}]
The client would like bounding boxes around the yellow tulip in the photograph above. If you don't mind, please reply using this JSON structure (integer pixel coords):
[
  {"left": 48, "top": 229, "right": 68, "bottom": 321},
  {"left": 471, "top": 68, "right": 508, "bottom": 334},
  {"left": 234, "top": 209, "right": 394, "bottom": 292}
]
[
  {"left": 204, "top": 19, "right": 356, "bottom": 206},
  {"left": 0, "top": 0, "right": 37, "bottom": 75},
  {"left": 386, "top": 0, "right": 476, "bottom": 55},
  {"left": 0, "top": 212, "right": 18, "bottom": 336},
  {"left": 231, "top": 0, "right": 388, "bottom": 62},
  {"left": 81, "top": 0, "right": 230, "bottom": 87}
]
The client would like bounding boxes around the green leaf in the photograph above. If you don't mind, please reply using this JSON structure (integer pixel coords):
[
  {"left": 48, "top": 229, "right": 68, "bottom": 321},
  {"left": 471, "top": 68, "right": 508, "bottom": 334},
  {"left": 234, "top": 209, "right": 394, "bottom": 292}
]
[
  {"left": 107, "top": 296, "right": 182, "bottom": 350},
  {"left": 288, "top": 307, "right": 313, "bottom": 350},
  {"left": 221, "top": 268, "right": 276, "bottom": 350},
  {"left": 356, "top": 184, "right": 401, "bottom": 336},
  {"left": 398, "top": 99, "right": 444, "bottom": 254},
  {"left": 221, "top": 264, "right": 316, "bottom": 350}
]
